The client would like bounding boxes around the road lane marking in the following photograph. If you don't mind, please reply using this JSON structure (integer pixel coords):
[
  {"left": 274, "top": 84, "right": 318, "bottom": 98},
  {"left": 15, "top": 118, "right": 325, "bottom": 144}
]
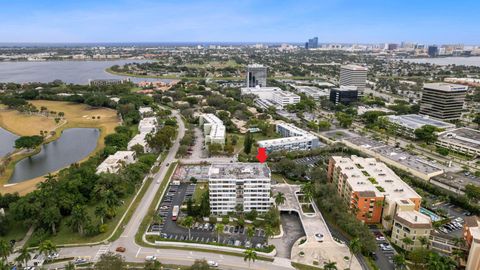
[{"left": 136, "top": 247, "right": 142, "bottom": 258}]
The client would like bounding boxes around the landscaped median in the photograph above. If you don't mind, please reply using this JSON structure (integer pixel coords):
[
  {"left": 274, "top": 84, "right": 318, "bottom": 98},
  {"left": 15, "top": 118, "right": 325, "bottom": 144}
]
[{"left": 135, "top": 162, "right": 276, "bottom": 262}]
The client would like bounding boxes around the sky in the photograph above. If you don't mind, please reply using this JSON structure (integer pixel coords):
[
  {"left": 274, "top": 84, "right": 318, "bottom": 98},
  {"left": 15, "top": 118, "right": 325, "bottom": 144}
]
[{"left": 1, "top": 0, "right": 479, "bottom": 44}]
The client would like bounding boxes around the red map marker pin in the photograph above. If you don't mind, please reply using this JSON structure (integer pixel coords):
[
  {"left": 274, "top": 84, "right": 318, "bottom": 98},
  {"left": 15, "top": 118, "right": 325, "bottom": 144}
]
[{"left": 256, "top": 147, "right": 268, "bottom": 163}]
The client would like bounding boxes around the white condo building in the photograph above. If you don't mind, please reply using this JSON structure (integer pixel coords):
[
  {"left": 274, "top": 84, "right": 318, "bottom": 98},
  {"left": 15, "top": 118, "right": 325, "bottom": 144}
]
[
  {"left": 208, "top": 163, "right": 272, "bottom": 215},
  {"left": 199, "top": 114, "right": 226, "bottom": 145},
  {"left": 241, "top": 86, "right": 300, "bottom": 109},
  {"left": 96, "top": 151, "right": 136, "bottom": 174},
  {"left": 258, "top": 122, "right": 322, "bottom": 153},
  {"left": 128, "top": 116, "right": 157, "bottom": 153},
  {"left": 339, "top": 64, "right": 368, "bottom": 96}
]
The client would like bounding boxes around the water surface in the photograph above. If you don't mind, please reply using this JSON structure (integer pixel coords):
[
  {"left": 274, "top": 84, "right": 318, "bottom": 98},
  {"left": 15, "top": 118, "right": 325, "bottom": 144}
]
[
  {"left": 0, "top": 60, "right": 172, "bottom": 84},
  {"left": 9, "top": 128, "right": 99, "bottom": 183},
  {"left": 403, "top": 56, "right": 480, "bottom": 67},
  {"left": 0, "top": 127, "right": 18, "bottom": 158}
]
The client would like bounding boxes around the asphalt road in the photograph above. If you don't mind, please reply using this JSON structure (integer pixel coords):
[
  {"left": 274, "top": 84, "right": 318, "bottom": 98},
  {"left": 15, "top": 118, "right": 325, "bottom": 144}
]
[{"left": 45, "top": 110, "right": 294, "bottom": 270}]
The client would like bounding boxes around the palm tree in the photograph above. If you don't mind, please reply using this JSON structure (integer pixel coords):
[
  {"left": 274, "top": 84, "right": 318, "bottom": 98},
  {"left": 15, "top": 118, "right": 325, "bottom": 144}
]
[
  {"left": 38, "top": 240, "right": 57, "bottom": 260},
  {"left": 182, "top": 216, "right": 194, "bottom": 240},
  {"left": 451, "top": 248, "right": 465, "bottom": 266},
  {"left": 401, "top": 237, "right": 414, "bottom": 250},
  {"left": 68, "top": 205, "right": 89, "bottom": 235},
  {"left": 300, "top": 182, "right": 314, "bottom": 202},
  {"left": 418, "top": 236, "right": 429, "bottom": 248},
  {"left": 264, "top": 225, "right": 274, "bottom": 245},
  {"left": 348, "top": 238, "right": 361, "bottom": 270},
  {"left": 15, "top": 246, "right": 32, "bottom": 268},
  {"left": 393, "top": 254, "right": 406, "bottom": 270},
  {"left": 246, "top": 226, "right": 255, "bottom": 242},
  {"left": 243, "top": 249, "right": 257, "bottom": 268},
  {"left": 0, "top": 239, "right": 12, "bottom": 263},
  {"left": 0, "top": 259, "right": 11, "bottom": 270},
  {"left": 216, "top": 224, "right": 224, "bottom": 243},
  {"left": 274, "top": 192, "right": 286, "bottom": 206},
  {"left": 323, "top": 261, "right": 337, "bottom": 270},
  {"left": 95, "top": 204, "right": 108, "bottom": 225}
]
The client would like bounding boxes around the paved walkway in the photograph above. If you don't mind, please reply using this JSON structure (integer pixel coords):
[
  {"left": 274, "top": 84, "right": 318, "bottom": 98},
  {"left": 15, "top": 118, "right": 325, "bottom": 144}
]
[{"left": 273, "top": 184, "right": 362, "bottom": 270}]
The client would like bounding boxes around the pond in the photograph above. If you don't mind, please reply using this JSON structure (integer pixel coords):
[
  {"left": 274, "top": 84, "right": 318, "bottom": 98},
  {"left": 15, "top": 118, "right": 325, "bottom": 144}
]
[
  {"left": 9, "top": 128, "right": 100, "bottom": 183},
  {"left": 0, "top": 127, "right": 18, "bottom": 158}
]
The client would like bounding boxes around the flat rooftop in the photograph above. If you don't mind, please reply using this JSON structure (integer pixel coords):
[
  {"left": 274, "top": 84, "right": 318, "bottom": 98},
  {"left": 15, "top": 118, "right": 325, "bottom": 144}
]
[
  {"left": 395, "top": 210, "right": 432, "bottom": 228},
  {"left": 438, "top": 128, "right": 480, "bottom": 149},
  {"left": 208, "top": 163, "right": 271, "bottom": 180},
  {"left": 332, "top": 155, "right": 421, "bottom": 199},
  {"left": 385, "top": 114, "right": 455, "bottom": 130},
  {"left": 423, "top": 82, "right": 468, "bottom": 92},
  {"left": 341, "top": 64, "right": 368, "bottom": 71},
  {"left": 343, "top": 136, "right": 444, "bottom": 175}
]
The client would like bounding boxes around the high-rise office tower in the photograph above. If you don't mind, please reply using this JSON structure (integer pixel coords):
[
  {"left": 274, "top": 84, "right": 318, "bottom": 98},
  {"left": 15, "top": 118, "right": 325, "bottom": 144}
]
[
  {"left": 419, "top": 83, "right": 468, "bottom": 121},
  {"left": 339, "top": 64, "right": 368, "bottom": 96},
  {"left": 246, "top": 64, "right": 267, "bottom": 87},
  {"left": 305, "top": 37, "right": 318, "bottom": 49},
  {"left": 428, "top": 45, "right": 438, "bottom": 57}
]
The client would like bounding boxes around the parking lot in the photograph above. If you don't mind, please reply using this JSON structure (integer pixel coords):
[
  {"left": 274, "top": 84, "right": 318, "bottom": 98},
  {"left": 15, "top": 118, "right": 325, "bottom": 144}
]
[
  {"left": 430, "top": 201, "right": 472, "bottom": 238},
  {"left": 148, "top": 182, "right": 268, "bottom": 250},
  {"left": 294, "top": 156, "right": 321, "bottom": 167}
]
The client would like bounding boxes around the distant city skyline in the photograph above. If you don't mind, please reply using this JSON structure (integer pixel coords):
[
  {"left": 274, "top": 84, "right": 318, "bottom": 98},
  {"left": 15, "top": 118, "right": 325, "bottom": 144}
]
[{"left": 1, "top": 0, "right": 480, "bottom": 44}]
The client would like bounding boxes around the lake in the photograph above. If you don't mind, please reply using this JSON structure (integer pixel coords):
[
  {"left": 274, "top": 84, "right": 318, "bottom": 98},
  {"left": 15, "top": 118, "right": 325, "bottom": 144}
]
[
  {"left": 0, "top": 127, "right": 18, "bottom": 158},
  {"left": 0, "top": 59, "right": 172, "bottom": 84},
  {"left": 9, "top": 128, "right": 100, "bottom": 183},
  {"left": 403, "top": 56, "right": 480, "bottom": 67}
]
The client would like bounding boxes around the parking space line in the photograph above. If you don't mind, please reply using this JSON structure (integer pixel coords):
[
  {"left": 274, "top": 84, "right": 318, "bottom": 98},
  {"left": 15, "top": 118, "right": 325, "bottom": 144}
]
[{"left": 136, "top": 247, "right": 142, "bottom": 258}]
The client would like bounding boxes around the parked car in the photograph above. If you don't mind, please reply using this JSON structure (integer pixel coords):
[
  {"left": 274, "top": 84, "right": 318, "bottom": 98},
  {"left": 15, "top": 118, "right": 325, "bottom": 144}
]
[
  {"left": 207, "top": 261, "right": 219, "bottom": 267},
  {"left": 145, "top": 256, "right": 157, "bottom": 261}
]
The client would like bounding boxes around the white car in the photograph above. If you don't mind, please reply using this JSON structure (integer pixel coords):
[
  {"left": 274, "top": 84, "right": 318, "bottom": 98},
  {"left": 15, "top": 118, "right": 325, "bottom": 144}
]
[
  {"left": 207, "top": 260, "right": 219, "bottom": 267},
  {"left": 145, "top": 256, "right": 157, "bottom": 261},
  {"left": 314, "top": 233, "right": 324, "bottom": 242}
]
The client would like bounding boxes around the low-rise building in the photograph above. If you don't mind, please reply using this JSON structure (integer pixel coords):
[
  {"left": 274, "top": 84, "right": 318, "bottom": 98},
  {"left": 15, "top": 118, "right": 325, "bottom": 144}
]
[
  {"left": 258, "top": 122, "right": 322, "bottom": 153},
  {"left": 138, "top": 117, "right": 157, "bottom": 134},
  {"left": 384, "top": 114, "right": 455, "bottom": 138},
  {"left": 391, "top": 210, "right": 432, "bottom": 251},
  {"left": 208, "top": 163, "right": 271, "bottom": 215},
  {"left": 294, "top": 86, "right": 329, "bottom": 100},
  {"left": 327, "top": 155, "right": 422, "bottom": 229},
  {"left": 139, "top": 107, "right": 154, "bottom": 117},
  {"left": 199, "top": 114, "right": 226, "bottom": 145},
  {"left": 464, "top": 216, "right": 480, "bottom": 270},
  {"left": 96, "top": 151, "right": 136, "bottom": 174},
  {"left": 241, "top": 86, "right": 300, "bottom": 109},
  {"left": 436, "top": 128, "right": 480, "bottom": 157}
]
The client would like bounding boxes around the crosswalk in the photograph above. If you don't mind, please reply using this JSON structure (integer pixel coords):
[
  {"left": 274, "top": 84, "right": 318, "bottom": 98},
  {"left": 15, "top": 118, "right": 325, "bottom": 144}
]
[{"left": 93, "top": 244, "right": 111, "bottom": 262}]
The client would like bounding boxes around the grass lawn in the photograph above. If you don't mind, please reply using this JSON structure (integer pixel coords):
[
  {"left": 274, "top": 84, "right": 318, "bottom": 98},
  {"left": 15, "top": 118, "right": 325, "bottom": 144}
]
[
  {"left": 0, "top": 219, "right": 29, "bottom": 243},
  {"left": 192, "top": 182, "right": 208, "bottom": 203},
  {"left": 0, "top": 100, "right": 120, "bottom": 193}
]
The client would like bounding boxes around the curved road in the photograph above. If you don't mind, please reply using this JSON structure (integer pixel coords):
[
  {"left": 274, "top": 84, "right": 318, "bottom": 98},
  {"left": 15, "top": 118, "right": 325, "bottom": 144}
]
[{"left": 48, "top": 110, "right": 293, "bottom": 270}]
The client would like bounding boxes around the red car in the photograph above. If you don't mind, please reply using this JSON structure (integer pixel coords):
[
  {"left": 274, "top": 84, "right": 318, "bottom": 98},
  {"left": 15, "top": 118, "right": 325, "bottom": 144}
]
[{"left": 116, "top": 246, "right": 126, "bottom": 252}]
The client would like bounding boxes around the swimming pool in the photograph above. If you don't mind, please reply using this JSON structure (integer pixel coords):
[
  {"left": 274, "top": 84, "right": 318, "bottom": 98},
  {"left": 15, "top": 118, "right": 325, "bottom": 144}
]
[{"left": 420, "top": 207, "right": 443, "bottom": 222}]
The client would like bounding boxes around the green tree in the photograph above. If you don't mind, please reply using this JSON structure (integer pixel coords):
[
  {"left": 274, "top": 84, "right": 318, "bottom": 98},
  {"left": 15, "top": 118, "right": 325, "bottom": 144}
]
[
  {"left": 95, "top": 204, "right": 108, "bottom": 225},
  {"left": 464, "top": 183, "right": 480, "bottom": 203},
  {"left": 264, "top": 225, "right": 273, "bottom": 245},
  {"left": 38, "top": 240, "right": 57, "bottom": 259},
  {"left": 418, "top": 236, "right": 429, "bottom": 248},
  {"left": 246, "top": 226, "right": 255, "bottom": 241},
  {"left": 15, "top": 246, "right": 32, "bottom": 267},
  {"left": 182, "top": 216, "right": 195, "bottom": 240},
  {"left": 68, "top": 205, "right": 90, "bottom": 235},
  {"left": 0, "top": 239, "right": 12, "bottom": 263},
  {"left": 323, "top": 261, "right": 337, "bottom": 270},
  {"left": 64, "top": 262, "right": 76, "bottom": 270},
  {"left": 414, "top": 125, "right": 438, "bottom": 144},
  {"left": 243, "top": 249, "right": 257, "bottom": 268},
  {"left": 274, "top": 192, "right": 286, "bottom": 206},
  {"left": 14, "top": 135, "right": 43, "bottom": 149},
  {"left": 188, "top": 259, "right": 210, "bottom": 270},
  {"left": 348, "top": 238, "right": 361, "bottom": 270},
  {"left": 243, "top": 132, "right": 254, "bottom": 154},
  {"left": 392, "top": 254, "right": 406, "bottom": 270},
  {"left": 144, "top": 260, "right": 162, "bottom": 270},
  {"left": 94, "top": 252, "right": 125, "bottom": 270},
  {"left": 216, "top": 223, "right": 224, "bottom": 243},
  {"left": 402, "top": 237, "right": 414, "bottom": 249},
  {"left": 335, "top": 112, "right": 353, "bottom": 128},
  {"left": 300, "top": 182, "right": 314, "bottom": 202}
]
